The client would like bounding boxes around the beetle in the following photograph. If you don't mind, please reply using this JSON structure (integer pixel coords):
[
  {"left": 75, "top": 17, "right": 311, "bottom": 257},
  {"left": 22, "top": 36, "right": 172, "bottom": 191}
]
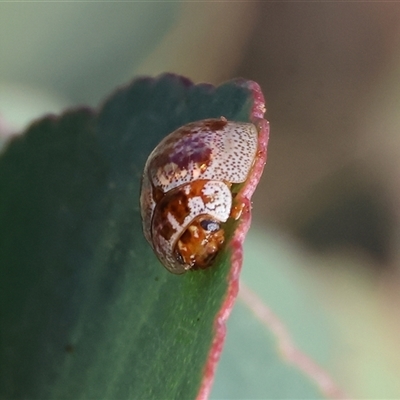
[{"left": 140, "top": 117, "right": 258, "bottom": 274}]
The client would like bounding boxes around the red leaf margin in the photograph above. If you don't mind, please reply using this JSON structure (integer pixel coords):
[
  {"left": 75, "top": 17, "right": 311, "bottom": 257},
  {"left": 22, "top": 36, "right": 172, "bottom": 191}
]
[{"left": 197, "top": 80, "right": 269, "bottom": 400}]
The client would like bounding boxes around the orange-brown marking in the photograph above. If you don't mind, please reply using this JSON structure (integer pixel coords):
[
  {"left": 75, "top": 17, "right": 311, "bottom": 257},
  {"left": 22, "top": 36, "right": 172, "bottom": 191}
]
[
  {"left": 174, "top": 215, "right": 225, "bottom": 270},
  {"left": 230, "top": 201, "right": 246, "bottom": 220},
  {"left": 152, "top": 186, "right": 164, "bottom": 204}
]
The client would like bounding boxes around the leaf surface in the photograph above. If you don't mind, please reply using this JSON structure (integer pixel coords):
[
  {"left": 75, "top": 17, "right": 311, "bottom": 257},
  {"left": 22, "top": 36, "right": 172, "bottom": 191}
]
[{"left": 0, "top": 74, "right": 268, "bottom": 399}]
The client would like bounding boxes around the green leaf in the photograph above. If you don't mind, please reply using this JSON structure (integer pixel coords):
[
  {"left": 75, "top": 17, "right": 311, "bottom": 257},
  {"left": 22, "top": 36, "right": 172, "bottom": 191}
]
[
  {"left": 212, "top": 228, "right": 337, "bottom": 399},
  {"left": 0, "top": 74, "right": 268, "bottom": 399},
  {"left": 212, "top": 301, "right": 324, "bottom": 399}
]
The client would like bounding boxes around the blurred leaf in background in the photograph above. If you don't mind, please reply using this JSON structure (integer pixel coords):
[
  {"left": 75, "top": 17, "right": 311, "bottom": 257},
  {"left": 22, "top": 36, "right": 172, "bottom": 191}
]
[{"left": 2, "top": 2, "right": 400, "bottom": 398}]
